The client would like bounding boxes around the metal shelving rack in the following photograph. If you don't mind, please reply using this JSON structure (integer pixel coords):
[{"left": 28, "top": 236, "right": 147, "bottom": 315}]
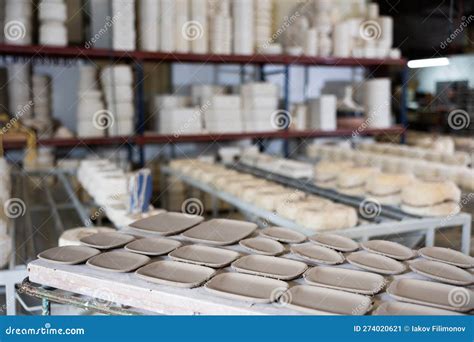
[
  {"left": 0, "top": 44, "right": 408, "bottom": 166},
  {"left": 160, "top": 165, "right": 472, "bottom": 254}
]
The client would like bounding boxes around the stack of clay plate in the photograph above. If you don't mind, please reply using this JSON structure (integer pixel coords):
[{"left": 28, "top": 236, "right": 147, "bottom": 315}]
[
  {"left": 241, "top": 82, "right": 279, "bottom": 132},
  {"left": 7, "top": 63, "right": 33, "bottom": 121},
  {"left": 205, "top": 95, "right": 243, "bottom": 133},
  {"left": 381, "top": 246, "right": 474, "bottom": 314},
  {"left": 232, "top": 0, "right": 254, "bottom": 55},
  {"left": 190, "top": 0, "right": 208, "bottom": 54},
  {"left": 138, "top": 0, "right": 159, "bottom": 52},
  {"left": 32, "top": 74, "right": 54, "bottom": 138},
  {"left": 101, "top": 65, "right": 135, "bottom": 136},
  {"left": 0, "top": 158, "right": 12, "bottom": 269},
  {"left": 174, "top": 0, "right": 190, "bottom": 53},
  {"left": 336, "top": 166, "right": 379, "bottom": 197},
  {"left": 210, "top": 7, "right": 232, "bottom": 54},
  {"left": 76, "top": 65, "right": 106, "bottom": 137},
  {"left": 111, "top": 0, "right": 136, "bottom": 50},
  {"left": 159, "top": 0, "right": 175, "bottom": 52},
  {"left": 39, "top": 0, "right": 68, "bottom": 46},
  {"left": 254, "top": 0, "right": 273, "bottom": 52},
  {"left": 4, "top": 0, "right": 32, "bottom": 45}
]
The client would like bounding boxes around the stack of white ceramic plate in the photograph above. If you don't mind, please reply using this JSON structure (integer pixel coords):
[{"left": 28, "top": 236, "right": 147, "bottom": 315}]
[
  {"left": 232, "top": 0, "right": 254, "bottom": 55},
  {"left": 241, "top": 82, "right": 279, "bottom": 132},
  {"left": 205, "top": 95, "right": 243, "bottom": 133},
  {"left": 191, "top": 85, "right": 225, "bottom": 107},
  {"left": 77, "top": 65, "right": 106, "bottom": 137},
  {"left": 0, "top": 158, "right": 11, "bottom": 248},
  {"left": 101, "top": 65, "right": 135, "bottom": 136},
  {"left": 0, "top": 233, "right": 12, "bottom": 268},
  {"left": 4, "top": 0, "right": 32, "bottom": 45},
  {"left": 7, "top": 63, "right": 33, "bottom": 120},
  {"left": 153, "top": 95, "right": 190, "bottom": 133},
  {"left": 159, "top": 107, "right": 203, "bottom": 135},
  {"left": 304, "top": 27, "right": 318, "bottom": 56},
  {"left": 308, "top": 95, "right": 337, "bottom": 131},
  {"left": 175, "top": 0, "right": 190, "bottom": 53},
  {"left": 160, "top": 0, "right": 175, "bottom": 52},
  {"left": 210, "top": 15, "right": 232, "bottom": 54},
  {"left": 32, "top": 74, "right": 54, "bottom": 138},
  {"left": 190, "top": 0, "right": 208, "bottom": 54},
  {"left": 138, "top": 0, "right": 159, "bottom": 52},
  {"left": 254, "top": 0, "right": 273, "bottom": 52},
  {"left": 39, "top": 0, "right": 68, "bottom": 46},
  {"left": 111, "top": 0, "right": 136, "bottom": 51},
  {"left": 362, "top": 78, "right": 392, "bottom": 128}
]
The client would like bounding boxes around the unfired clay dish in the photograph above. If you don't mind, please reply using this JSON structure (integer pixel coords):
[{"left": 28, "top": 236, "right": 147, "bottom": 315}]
[
  {"left": 361, "top": 240, "right": 416, "bottom": 260},
  {"left": 124, "top": 238, "right": 182, "bottom": 256},
  {"left": 373, "top": 301, "right": 465, "bottom": 316},
  {"left": 260, "top": 227, "right": 307, "bottom": 244},
  {"left": 136, "top": 260, "right": 215, "bottom": 288},
  {"left": 129, "top": 212, "right": 204, "bottom": 236},
  {"left": 291, "top": 244, "right": 345, "bottom": 265},
  {"left": 409, "top": 259, "right": 474, "bottom": 286},
  {"left": 418, "top": 246, "right": 474, "bottom": 269},
  {"left": 231, "top": 255, "right": 307, "bottom": 280},
  {"left": 347, "top": 251, "right": 406, "bottom": 275},
  {"left": 239, "top": 237, "right": 285, "bottom": 256},
  {"left": 168, "top": 244, "right": 240, "bottom": 268},
  {"left": 80, "top": 232, "right": 135, "bottom": 249},
  {"left": 309, "top": 233, "right": 359, "bottom": 252},
  {"left": 181, "top": 219, "right": 257, "bottom": 245},
  {"left": 205, "top": 272, "right": 289, "bottom": 303},
  {"left": 304, "top": 266, "right": 386, "bottom": 295},
  {"left": 38, "top": 246, "right": 100, "bottom": 265},
  {"left": 287, "top": 285, "right": 373, "bottom": 315},
  {"left": 387, "top": 278, "right": 474, "bottom": 312},
  {"left": 86, "top": 251, "right": 150, "bottom": 273}
]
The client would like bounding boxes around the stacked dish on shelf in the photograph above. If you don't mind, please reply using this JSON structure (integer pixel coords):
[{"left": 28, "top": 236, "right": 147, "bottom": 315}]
[
  {"left": 6, "top": 63, "right": 33, "bottom": 121},
  {"left": 101, "top": 65, "right": 135, "bottom": 137},
  {"left": 32, "top": 74, "right": 54, "bottom": 138},
  {"left": 4, "top": 0, "right": 32, "bottom": 45},
  {"left": 76, "top": 65, "right": 106, "bottom": 138},
  {"left": 210, "top": 1, "right": 232, "bottom": 55},
  {"left": 36, "top": 214, "right": 474, "bottom": 315},
  {"left": 0, "top": 158, "right": 12, "bottom": 269},
  {"left": 254, "top": 0, "right": 273, "bottom": 52},
  {"left": 38, "top": 0, "right": 68, "bottom": 46},
  {"left": 190, "top": 0, "right": 208, "bottom": 54},
  {"left": 111, "top": 0, "right": 136, "bottom": 51},
  {"left": 232, "top": 0, "right": 254, "bottom": 55},
  {"left": 137, "top": 0, "right": 159, "bottom": 52},
  {"left": 241, "top": 83, "right": 280, "bottom": 132},
  {"left": 175, "top": 0, "right": 190, "bottom": 53},
  {"left": 205, "top": 95, "right": 243, "bottom": 133}
]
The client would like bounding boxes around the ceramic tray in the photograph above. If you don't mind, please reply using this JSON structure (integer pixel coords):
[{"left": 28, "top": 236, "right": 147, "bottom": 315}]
[
  {"left": 124, "top": 238, "right": 182, "bottom": 256},
  {"left": 239, "top": 237, "right": 285, "bottom": 256},
  {"left": 286, "top": 285, "right": 372, "bottom": 315},
  {"left": 361, "top": 240, "right": 416, "bottom": 260},
  {"left": 291, "top": 244, "right": 345, "bottom": 265},
  {"left": 80, "top": 232, "right": 135, "bottom": 249},
  {"left": 231, "top": 255, "right": 307, "bottom": 280},
  {"left": 38, "top": 246, "right": 100, "bottom": 265},
  {"left": 136, "top": 260, "right": 215, "bottom": 288},
  {"left": 373, "top": 301, "right": 465, "bottom": 316},
  {"left": 260, "top": 227, "right": 307, "bottom": 244},
  {"left": 309, "top": 233, "right": 359, "bottom": 252},
  {"left": 168, "top": 244, "right": 240, "bottom": 268},
  {"left": 387, "top": 278, "right": 474, "bottom": 312},
  {"left": 204, "top": 272, "right": 289, "bottom": 303},
  {"left": 304, "top": 266, "right": 386, "bottom": 295},
  {"left": 181, "top": 219, "right": 257, "bottom": 245},
  {"left": 418, "top": 246, "right": 474, "bottom": 269},
  {"left": 409, "top": 259, "right": 474, "bottom": 286},
  {"left": 129, "top": 212, "right": 204, "bottom": 236},
  {"left": 87, "top": 251, "right": 150, "bottom": 273},
  {"left": 347, "top": 251, "right": 406, "bottom": 275}
]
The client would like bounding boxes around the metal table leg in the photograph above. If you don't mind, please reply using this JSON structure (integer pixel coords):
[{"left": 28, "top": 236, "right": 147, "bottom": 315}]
[
  {"left": 425, "top": 228, "right": 435, "bottom": 247},
  {"left": 42, "top": 298, "right": 51, "bottom": 316},
  {"left": 461, "top": 216, "right": 472, "bottom": 255}
]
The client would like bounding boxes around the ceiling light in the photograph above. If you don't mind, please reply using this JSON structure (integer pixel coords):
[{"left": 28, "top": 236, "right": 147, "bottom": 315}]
[{"left": 407, "top": 57, "right": 450, "bottom": 69}]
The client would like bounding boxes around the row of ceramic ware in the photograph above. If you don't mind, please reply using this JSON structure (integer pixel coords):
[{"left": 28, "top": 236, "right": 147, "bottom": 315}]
[
  {"left": 36, "top": 213, "right": 474, "bottom": 314},
  {"left": 168, "top": 159, "right": 358, "bottom": 231},
  {"left": 0, "top": 158, "right": 12, "bottom": 268},
  {"left": 307, "top": 144, "right": 474, "bottom": 192}
]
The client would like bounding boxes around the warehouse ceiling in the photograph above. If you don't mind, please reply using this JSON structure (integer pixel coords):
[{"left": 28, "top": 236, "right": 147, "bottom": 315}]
[{"left": 378, "top": 0, "right": 474, "bottom": 58}]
